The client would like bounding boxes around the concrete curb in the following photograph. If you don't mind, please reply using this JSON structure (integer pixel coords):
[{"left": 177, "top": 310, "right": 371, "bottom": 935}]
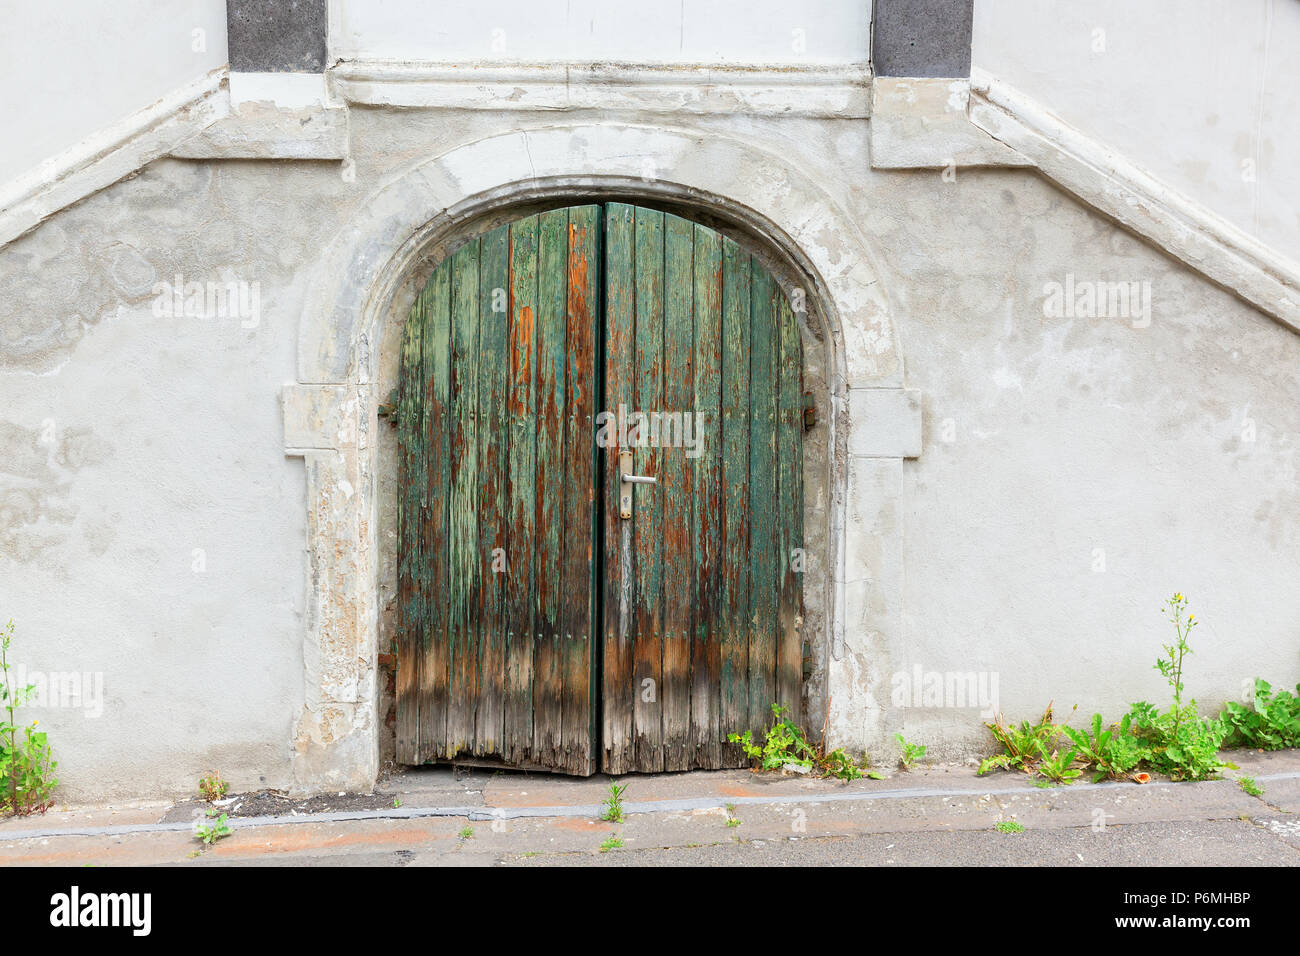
[{"left": 7, "top": 770, "right": 1298, "bottom": 842}]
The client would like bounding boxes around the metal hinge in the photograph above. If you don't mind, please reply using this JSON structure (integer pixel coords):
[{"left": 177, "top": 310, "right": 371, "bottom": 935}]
[
  {"left": 802, "top": 391, "right": 816, "bottom": 431},
  {"left": 377, "top": 388, "right": 399, "bottom": 425}
]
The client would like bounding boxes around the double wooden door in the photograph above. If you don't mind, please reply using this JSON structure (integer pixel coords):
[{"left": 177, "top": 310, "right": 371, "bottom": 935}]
[{"left": 396, "top": 203, "right": 803, "bottom": 774}]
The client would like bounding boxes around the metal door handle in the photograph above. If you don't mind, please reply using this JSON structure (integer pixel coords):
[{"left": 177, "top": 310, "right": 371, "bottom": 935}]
[{"left": 618, "top": 450, "right": 655, "bottom": 518}]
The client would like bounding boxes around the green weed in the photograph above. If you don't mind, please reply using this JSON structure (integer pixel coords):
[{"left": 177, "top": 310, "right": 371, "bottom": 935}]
[
  {"left": 731, "top": 703, "right": 876, "bottom": 780},
  {"left": 1238, "top": 775, "right": 1263, "bottom": 797},
  {"left": 198, "top": 771, "right": 228, "bottom": 802},
  {"left": 895, "top": 733, "right": 927, "bottom": 770},
  {"left": 0, "top": 619, "right": 58, "bottom": 815},
  {"left": 1061, "top": 713, "right": 1149, "bottom": 782},
  {"left": 978, "top": 702, "right": 1073, "bottom": 777},
  {"left": 1035, "top": 745, "right": 1083, "bottom": 785},
  {"left": 601, "top": 782, "right": 627, "bottom": 823},
  {"left": 1223, "top": 679, "right": 1300, "bottom": 750},
  {"left": 195, "top": 808, "right": 232, "bottom": 845},
  {"left": 1127, "top": 594, "right": 1227, "bottom": 781}
]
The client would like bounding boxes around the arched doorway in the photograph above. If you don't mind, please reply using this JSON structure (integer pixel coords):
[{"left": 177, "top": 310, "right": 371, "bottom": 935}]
[
  {"left": 395, "top": 202, "right": 804, "bottom": 774},
  {"left": 286, "top": 122, "right": 898, "bottom": 794}
]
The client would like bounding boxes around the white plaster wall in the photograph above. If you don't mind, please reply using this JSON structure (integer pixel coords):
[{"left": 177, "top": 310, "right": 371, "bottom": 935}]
[
  {"left": 0, "top": 161, "right": 321, "bottom": 800},
  {"left": 329, "top": 0, "right": 871, "bottom": 64},
  {"left": 973, "top": 0, "right": 1300, "bottom": 263},
  {"left": 859, "top": 165, "right": 1300, "bottom": 760},
  {"left": 0, "top": 0, "right": 228, "bottom": 185}
]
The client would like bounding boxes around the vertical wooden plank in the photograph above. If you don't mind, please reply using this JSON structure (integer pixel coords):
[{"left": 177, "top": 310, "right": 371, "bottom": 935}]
[
  {"left": 561, "top": 205, "right": 600, "bottom": 775},
  {"left": 532, "top": 208, "right": 567, "bottom": 766},
  {"left": 690, "top": 223, "right": 723, "bottom": 769},
  {"left": 475, "top": 223, "right": 510, "bottom": 756},
  {"left": 419, "top": 261, "right": 453, "bottom": 760},
  {"left": 632, "top": 207, "right": 665, "bottom": 772},
  {"left": 504, "top": 214, "right": 539, "bottom": 764},
  {"left": 719, "top": 238, "right": 751, "bottom": 765},
  {"left": 395, "top": 289, "right": 425, "bottom": 763},
  {"left": 661, "top": 213, "right": 694, "bottom": 771},
  {"left": 602, "top": 202, "right": 636, "bottom": 774},
  {"left": 747, "top": 264, "right": 779, "bottom": 735},
  {"left": 776, "top": 293, "right": 804, "bottom": 716},
  {"left": 445, "top": 240, "right": 481, "bottom": 756}
]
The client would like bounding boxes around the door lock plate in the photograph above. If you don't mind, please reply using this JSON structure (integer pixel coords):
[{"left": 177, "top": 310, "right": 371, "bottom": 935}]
[{"left": 618, "top": 449, "right": 656, "bottom": 519}]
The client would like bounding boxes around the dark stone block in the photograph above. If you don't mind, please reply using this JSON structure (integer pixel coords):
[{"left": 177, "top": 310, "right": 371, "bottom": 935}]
[
  {"left": 227, "top": 0, "right": 328, "bottom": 73},
  {"left": 873, "top": 0, "right": 974, "bottom": 77}
]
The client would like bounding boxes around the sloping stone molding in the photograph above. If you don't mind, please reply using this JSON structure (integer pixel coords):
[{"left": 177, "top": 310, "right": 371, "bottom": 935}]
[
  {"left": 0, "top": 69, "right": 229, "bottom": 247},
  {"left": 968, "top": 69, "right": 1300, "bottom": 333}
]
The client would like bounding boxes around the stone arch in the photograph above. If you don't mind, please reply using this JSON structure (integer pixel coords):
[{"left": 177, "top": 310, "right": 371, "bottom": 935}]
[{"left": 283, "top": 122, "right": 904, "bottom": 791}]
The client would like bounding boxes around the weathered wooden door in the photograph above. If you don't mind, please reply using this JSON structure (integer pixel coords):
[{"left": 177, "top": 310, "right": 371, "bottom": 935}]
[{"left": 396, "top": 202, "right": 802, "bottom": 775}]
